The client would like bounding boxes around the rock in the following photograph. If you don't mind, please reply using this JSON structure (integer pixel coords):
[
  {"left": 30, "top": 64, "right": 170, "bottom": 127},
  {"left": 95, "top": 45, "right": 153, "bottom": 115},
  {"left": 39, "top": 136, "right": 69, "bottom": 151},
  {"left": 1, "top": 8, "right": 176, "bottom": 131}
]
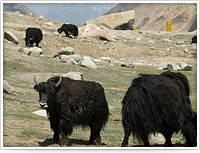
[
  {"left": 150, "top": 47, "right": 155, "bottom": 50},
  {"left": 167, "top": 48, "right": 170, "bottom": 51},
  {"left": 44, "top": 22, "right": 54, "bottom": 27},
  {"left": 53, "top": 47, "right": 75, "bottom": 58},
  {"left": 86, "top": 10, "right": 135, "bottom": 30},
  {"left": 183, "top": 48, "right": 188, "bottom": 53},
  {"left": 4, "top": 31, "right": 19, "bottom": 44},
  {"left": 18, "top": 47, "right": 31, "bottom": 55},
  {"left": 99, "top": 57, "right": 112, "bottom": 62},
  {"left": 29, "top": 47, "right": 43, "bottom": 56},
  {"left": 177, "top": 62, "right": 192, "bottom": 71},
  {"left": 60, "top": 54, "right": 82, "bottom": 63},
  {"left": 80, "top": 23, "right": 116, "bottom": 42},
  {"left": 176, "top": 41, "right": 184, "bottom": 45},
  {"left": 164, "top": 64, "right": 181, "bottom": 71},
  {"left": 66, "top": 59, "right": 78, "bottom": 65},
  {"left": 62, "top": 72, "right": 83, "bottom": 80},
  {"left": 3, "top": 80, "right": 15, "bottom": 95},
  {"left": 81, "top": 56, "right": 97, "bottom": 69},
  {"left": 133, "top": 59, "right": 146, "bottom": 65},
  {"left": 163, "top": 38, "right": 172, "bottom": 42},
  {"left": 33, "top": 110, "right": 47, "bottom": 117},
  {"left": 121, "top": 62, "right": 134, "bottom": 68},
  {"left": 38, "top": 15, "right": 45, "bottom": 20}
]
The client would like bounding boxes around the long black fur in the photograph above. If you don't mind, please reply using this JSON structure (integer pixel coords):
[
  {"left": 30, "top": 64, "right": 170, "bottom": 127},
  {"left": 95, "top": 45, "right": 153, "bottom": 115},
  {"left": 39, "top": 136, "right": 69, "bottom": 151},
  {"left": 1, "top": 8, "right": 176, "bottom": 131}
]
[
  {"left": 121, "top": 71, "right": 197, "bottom": 147},
  {"left": 58, "top": 24, "right": 78, "bottom": 39},
  {"left": 34, "top": 77, "right": 109, "bottom": 146}
]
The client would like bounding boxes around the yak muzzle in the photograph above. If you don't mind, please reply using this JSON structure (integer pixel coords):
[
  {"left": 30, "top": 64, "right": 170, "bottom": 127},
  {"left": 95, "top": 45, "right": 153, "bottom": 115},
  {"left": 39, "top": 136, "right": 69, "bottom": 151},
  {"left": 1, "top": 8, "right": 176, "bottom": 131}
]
[{"left": 39, "top": 101, "right": 48, "bottom": 109}]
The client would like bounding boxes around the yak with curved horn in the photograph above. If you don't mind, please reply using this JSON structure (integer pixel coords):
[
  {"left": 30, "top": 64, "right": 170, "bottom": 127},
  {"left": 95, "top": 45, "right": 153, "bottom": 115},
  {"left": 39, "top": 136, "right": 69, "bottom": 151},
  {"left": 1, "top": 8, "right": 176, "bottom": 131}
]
[{"left": 33, "top": 76, "right": 109, "bottom": 147}]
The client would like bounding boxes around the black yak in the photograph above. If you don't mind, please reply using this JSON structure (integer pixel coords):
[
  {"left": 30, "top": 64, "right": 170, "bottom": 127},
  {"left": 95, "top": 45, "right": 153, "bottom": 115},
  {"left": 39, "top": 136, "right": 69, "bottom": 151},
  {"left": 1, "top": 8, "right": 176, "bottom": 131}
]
[
  {"left": 58, "top": 24, "right": 78, "bottom": 39},
  {"left": 25, "top": 27, "right": 43, "bottom": 47},
  {"left": 33, "top": 76, "right": 109, "bottom": 147},
  {"left": 121, "top": 71, "right": 197, "bottom": 147},
  {"left": 191, "top": 35, "right": 197, "bottom": 44}
]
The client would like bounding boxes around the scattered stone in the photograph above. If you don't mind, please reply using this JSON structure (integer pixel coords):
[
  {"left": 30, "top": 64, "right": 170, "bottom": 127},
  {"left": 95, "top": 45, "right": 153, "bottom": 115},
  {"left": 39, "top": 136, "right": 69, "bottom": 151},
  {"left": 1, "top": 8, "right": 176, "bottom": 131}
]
[
  {"left": 62, "top": 72, "right": 83, "bottom": 80},
  {"left": 33, "top": 110, "right": 47, "bottom": 117},
  {"left": 44, "top": 22, "right": 54, "bottom": 27},
  {"left": 29, "top": 47, "right": 43, "bottom": 56},
  {"left": 4, "top": 31, "right": 19, "bottom": 44},
  {"left": 81, "top": 56, "right": 97, "bottom": 69},
  {"left": 121, "top": 62, "right": 134, "bottom": 68},
  {"left": 183, "top": 48, "right": 188, "bottom": 53},
  {"left": 150, "top": 47, "right": 155, "bottom": 50},
  {"left": 163, "top": 38, "right": 172, "bottom": 42},
  {"left": 136, "top": 37, "right": 141, "bottom": 41},
  {"left": 164, "top": 64, "right": 181, "bottom": 71},
  {"left": 176, "top": 41, "right": 184, "bottom": 45},
  {"left": 18, "top": 47, "right": 31, "bottom": 55},
  {"left": 94, "top": 59, "right": 102, "bottom": 62},
  {"left": 38, "top": 15, "right": 45, "bottom": 20},
  {"left": 99, "top": 57, "right": 112, "bottom": 62},
  {"left": 3, "top": 80, "right": 15, "bottom": 95},
  {"left": 66, "top": 59, "right": 78, "bottom": 65},
  {"left": 167, "top": 48, "right": 170, "bottom": 51},
  {"left": 53, "top": 47, "right": 75, "bottom": 58},
  {"left": 133, "top": 59, "right": 146, "bottom": 65},
  {"left": 177, "top": 62, "right": 192, "bottom": 71},
  {"left": 60, "top": 54, "right": 82, "bottom": 63}
]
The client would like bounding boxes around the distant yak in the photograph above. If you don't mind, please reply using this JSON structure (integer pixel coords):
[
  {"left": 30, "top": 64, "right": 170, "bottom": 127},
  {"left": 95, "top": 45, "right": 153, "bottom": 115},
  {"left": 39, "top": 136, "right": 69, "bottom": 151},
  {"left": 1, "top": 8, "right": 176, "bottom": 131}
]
[
  {"left": 25, "top": 27, "right": 43, "bottom": 47},
  {"left": 58, "top": 24, "right": 78, "bottom": 39},
  {"left": 191, "top": 35, "right": 197, "bottom": 44},
  {"left": 121, "top": 71, "right": 197, "bottom": 147},
  {"left": 34, "top": 76, "right": 109, "bottom": 146}
]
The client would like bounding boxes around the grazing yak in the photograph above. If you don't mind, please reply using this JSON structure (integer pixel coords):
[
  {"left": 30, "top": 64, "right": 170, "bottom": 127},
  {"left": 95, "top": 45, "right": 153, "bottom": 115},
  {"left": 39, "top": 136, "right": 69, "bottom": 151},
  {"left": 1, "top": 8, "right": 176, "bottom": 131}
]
[
  {"left": 191, "top": 35, "right": 197, "bottom": 44},
  {"left": 33, "top": 76, "right": 109, "bottom": 147},
  {"left": 121, "top": 71, "right": 197, "bottom": 147},
  {"left": 58, "top": 24, "right": 78, "bottom": 39},
  {"left": 25, "top": 27, "right": 43, "bottom": 47}
]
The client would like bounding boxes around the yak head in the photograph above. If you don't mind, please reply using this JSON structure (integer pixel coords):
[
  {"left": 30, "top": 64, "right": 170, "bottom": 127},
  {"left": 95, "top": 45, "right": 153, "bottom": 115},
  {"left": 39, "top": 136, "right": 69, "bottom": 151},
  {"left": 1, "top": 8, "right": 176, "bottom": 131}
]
[
  {"left": 57, "top": 28, "right": 62, "bottom": 34},
  {"left": 33, "top": 76, "right": 62, "bottom": 109},
  {"left": 25, "top": 37, "right": 33, "bottom": 47}
]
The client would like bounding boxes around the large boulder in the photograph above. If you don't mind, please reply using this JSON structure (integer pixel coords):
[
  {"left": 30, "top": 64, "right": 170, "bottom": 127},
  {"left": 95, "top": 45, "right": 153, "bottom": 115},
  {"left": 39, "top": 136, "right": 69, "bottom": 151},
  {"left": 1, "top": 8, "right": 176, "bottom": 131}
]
[
  {"left": 81, "top": 56, "right": 97, "bottom": 69},
  {"left": 80, "top": 24, "right": 116, "bottom": 42},
  {"left": 4, "top": 31, "right": 19, "bottom": 44},
  {"left": 3, "top": 80, "right": 15, "bottom": 95},
  {"left": 86, "top": 10, "right": 135, "bottom": 30},
  {"left": 29, "top": 47, "right": 43, "bottom": 56}
]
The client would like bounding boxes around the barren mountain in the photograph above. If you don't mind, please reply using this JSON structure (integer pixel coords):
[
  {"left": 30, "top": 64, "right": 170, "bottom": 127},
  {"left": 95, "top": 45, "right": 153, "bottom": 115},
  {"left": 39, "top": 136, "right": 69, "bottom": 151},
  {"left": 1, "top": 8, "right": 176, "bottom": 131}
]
[
  {"left": 105, "top": 3, "right": 197, "bottom": 32},
  {"left": 3, "top": 3, "right": 36, "bottom": 17}
]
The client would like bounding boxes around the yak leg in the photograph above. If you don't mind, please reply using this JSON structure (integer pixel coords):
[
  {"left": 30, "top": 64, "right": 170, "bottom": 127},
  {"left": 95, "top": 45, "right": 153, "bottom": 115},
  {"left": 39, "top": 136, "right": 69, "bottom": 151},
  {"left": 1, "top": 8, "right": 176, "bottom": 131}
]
[
  {"left": 89, "top": 124, "right": 102, "bottom": 146},
  {"left": 141, "top": 135, "right": 150, "bottom": 147},
  {"left": 121, "top": 120, "right": 131, "bottom": 147},
  {"left": 60, "top": 131, "right": 68, "bottom": 147},
  {"left": 182, "top": 120, "right": 197, "bottom": 147},
  {"left": 163, "top": 132, "right": 173, "bottom": 147}
]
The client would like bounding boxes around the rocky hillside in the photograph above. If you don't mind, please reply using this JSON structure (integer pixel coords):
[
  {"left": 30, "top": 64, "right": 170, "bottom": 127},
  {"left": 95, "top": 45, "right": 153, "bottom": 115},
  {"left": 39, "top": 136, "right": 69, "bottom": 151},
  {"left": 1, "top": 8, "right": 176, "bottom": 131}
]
[
  {"left": 105, "top": 3, "right": 197, "bottom": 32},
  {"left": 3, "top": 3, "right": 36, "bottom": 17}
]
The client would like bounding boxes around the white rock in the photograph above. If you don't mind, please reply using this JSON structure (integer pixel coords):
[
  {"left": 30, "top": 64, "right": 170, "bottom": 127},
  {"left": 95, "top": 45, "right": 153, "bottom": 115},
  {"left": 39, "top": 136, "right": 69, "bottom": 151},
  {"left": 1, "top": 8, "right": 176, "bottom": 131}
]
[
  {"left": 44, "top": 22, "right": 54, "bottom": 27},
  {"left": 183, "top": 48, "right": 188, "bottom": 53},
  {"left": 60, "top": 54, "right": 82, "bottom": 63},
  {"left": 100, "top": 57, "right": 112, "bottom": 62},
  {"left": 81, "top": 56, "right": 97, "bottom": 69},
  {"left": 62, "top": 72, "right": 83, "bottom": 80},
  {"left": 33, "top": 110, "right": 47, "bottom": 117},
  {"left": 30, "top": 47, "right": 43, "bottom": 56}
]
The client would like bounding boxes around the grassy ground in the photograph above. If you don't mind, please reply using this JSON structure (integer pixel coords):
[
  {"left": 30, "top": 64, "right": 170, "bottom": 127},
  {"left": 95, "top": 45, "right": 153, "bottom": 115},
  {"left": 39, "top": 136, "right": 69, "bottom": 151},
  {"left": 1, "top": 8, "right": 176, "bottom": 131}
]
[{"left": 2, "top": 11, "right": 197, "bottom": 148}]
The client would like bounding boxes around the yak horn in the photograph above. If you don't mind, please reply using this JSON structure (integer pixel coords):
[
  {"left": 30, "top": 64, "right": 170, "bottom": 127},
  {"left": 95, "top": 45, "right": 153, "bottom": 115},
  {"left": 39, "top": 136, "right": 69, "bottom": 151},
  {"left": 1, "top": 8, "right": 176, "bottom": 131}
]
[
  {"left": 34, "top": 76, "right": 38, "bottom": 85},
  {"left": 55, "top": 76, "right": 62, "bottom": 88}
]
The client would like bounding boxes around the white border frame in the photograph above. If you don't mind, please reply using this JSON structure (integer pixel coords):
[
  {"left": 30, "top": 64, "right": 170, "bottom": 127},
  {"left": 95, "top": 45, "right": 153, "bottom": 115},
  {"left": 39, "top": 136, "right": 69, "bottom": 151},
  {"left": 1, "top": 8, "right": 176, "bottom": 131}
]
[{"left": 0, "top": 0, "right": 199, "bottom": 151}]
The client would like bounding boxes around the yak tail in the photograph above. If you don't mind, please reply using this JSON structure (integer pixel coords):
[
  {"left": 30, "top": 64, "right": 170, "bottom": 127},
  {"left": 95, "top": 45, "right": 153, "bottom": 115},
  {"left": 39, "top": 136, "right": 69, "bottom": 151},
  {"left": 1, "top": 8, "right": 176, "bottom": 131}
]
[{"left": 122, "top": 84, "right": 156, "bottom": 140}]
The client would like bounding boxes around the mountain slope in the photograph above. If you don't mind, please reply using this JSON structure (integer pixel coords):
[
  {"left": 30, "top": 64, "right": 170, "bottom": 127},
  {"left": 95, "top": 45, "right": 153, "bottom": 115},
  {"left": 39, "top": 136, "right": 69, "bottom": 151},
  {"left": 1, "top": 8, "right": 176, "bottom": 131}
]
[
  {"left": 105, "top": 3, "right": 197, "bottom": 32},
  {"left": 3, "top": 3, "right": 36, "bottom": 16}
]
